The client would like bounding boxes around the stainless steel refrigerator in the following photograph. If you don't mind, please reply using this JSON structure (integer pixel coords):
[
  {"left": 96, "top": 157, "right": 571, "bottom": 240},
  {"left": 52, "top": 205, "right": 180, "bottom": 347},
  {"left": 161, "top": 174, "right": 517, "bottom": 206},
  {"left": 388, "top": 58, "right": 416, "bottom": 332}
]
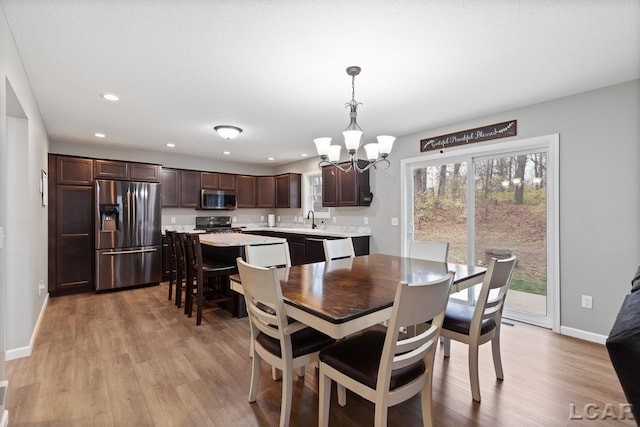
[{"left": 95, "top": 179, "right": 162, "bottom": 291}]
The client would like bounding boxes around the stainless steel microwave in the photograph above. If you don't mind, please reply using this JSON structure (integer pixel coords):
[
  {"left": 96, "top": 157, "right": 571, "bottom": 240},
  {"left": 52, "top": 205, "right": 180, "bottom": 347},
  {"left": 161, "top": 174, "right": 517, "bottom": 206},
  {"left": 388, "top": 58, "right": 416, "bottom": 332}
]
[{"left": 200, "top": 189, "right": 237, "bottom": 210}]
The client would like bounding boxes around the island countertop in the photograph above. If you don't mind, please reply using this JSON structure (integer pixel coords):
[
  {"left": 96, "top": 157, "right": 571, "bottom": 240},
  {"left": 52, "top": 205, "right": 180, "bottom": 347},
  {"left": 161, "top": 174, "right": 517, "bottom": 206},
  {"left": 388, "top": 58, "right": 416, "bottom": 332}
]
[
  {"left": 240, "top": 226, "right": 371, "bottom": 238},
  {"left": 199, "top": 232, "right": 286, "bottom": 247}
]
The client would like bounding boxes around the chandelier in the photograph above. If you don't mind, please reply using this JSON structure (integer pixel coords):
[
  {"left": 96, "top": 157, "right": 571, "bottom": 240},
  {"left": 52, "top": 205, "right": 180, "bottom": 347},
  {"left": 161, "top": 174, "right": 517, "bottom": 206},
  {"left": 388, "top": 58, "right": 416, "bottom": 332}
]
[{"left": 314, "top": 66, "right": 395, "bottom": 173}]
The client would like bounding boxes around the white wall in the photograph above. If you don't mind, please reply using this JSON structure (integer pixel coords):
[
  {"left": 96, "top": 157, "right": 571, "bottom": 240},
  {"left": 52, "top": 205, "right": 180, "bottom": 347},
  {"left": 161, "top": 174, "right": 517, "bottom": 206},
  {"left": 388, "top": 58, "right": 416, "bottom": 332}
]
[
  {"left": 0, "top": 6, "right": 50, "bottom": 359},
  {"left": 282, "top": 80, "right": 640, "bottom": 337}
]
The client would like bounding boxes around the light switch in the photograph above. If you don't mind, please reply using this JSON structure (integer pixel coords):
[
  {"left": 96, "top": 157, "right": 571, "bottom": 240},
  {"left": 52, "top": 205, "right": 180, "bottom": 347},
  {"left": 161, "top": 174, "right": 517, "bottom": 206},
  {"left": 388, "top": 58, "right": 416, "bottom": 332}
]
[{"left": 0, "top": 226, "right": 4, "bottom": 248}]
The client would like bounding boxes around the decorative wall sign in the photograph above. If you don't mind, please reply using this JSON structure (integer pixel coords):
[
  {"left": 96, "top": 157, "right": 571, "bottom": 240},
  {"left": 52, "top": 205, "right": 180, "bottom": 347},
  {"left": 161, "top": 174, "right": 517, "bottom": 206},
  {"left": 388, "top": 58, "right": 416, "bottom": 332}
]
[{"left": 420, "top": 120, "right": 517, "bottom": 152}]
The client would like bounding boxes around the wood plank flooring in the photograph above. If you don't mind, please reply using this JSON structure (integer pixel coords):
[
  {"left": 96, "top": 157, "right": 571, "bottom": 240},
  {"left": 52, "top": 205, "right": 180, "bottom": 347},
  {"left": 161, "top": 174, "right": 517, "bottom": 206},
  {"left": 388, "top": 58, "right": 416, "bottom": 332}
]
[{"left": 6, "top": 283, "right": 634, "bottom": 426}]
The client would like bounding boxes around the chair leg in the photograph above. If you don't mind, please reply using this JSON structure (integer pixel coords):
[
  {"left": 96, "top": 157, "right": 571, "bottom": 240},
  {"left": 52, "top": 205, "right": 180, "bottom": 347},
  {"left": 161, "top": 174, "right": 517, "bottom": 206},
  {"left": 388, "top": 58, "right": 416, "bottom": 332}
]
[
  {"left": 272, "top": 367, "right": 281, "bottom": 381},
  {"left": 279, "top": 367, "right": 293, "bottom": 427},
  {"left": 297, "top": 366, "right": 305, "bottom": 377},
  {"left": 442, "top": 337, "right": 451, "bottom": 357},
  {"left": 248, "top": 353, "right": 261, "bottom": 402},
  {"left": 421, "top": 368, "right": 435, "bottom": 427},
  {"left": 492, "top": 333, "right": 504, "bottom": 380},
  {"left": 337, "top": 384, "right": 347, "bottom": 407},
  {"left": 469, "top": 344, "right": 481, "bottom": 402},
  {"left": 373, "top": 402, "right": 388, "bottom": 427},
  {"left": 196, "top": 280, "right": 203, "bottom": 326},
  {"left": 168, "top": 276, "right": 173, "bottom": 300},
  {"left": 319, "top": 365, "right": 331, "bottom": 427}
]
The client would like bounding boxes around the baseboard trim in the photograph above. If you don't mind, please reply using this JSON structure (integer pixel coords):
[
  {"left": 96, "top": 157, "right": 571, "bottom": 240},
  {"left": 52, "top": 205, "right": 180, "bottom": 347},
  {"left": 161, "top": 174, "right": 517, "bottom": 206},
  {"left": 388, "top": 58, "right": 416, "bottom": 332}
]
[
  {"left": 1, "top": 410, "right": 8, "bottom": 427},
  {"left": 5, "top": 294, "right": 49, "bottom": 361},
  {"left": 560, "top": 325, "right": 608, "bottom": 345}
]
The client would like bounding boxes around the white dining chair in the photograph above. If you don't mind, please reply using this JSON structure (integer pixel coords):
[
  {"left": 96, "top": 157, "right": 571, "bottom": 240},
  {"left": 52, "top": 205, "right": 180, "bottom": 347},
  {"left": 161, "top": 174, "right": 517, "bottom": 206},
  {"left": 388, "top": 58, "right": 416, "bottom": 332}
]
[
  {"left": 440, "top": 253, "right": 518, "bottom": 402},
  {"left": 409, "top": 240, "right": 449, "bottom": 263},
  {"left": 323, "top": 237, "right": 355, "bottom": 261},
  {"left": 244, "top": 242, "right": 291, "bottom": 268},
  {"left": 237, "top": 258, "right": 335, "bottom": 427},
  {"left": 318, "top": 273, "right": 454, "bottom": 427}
]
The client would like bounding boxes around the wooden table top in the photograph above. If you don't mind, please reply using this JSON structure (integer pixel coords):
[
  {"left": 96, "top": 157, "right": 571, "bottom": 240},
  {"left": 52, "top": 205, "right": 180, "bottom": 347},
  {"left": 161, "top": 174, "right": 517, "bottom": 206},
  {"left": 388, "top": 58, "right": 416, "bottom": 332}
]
[{"left": 231, "top": 253, "right": 486, "bottom": 325}]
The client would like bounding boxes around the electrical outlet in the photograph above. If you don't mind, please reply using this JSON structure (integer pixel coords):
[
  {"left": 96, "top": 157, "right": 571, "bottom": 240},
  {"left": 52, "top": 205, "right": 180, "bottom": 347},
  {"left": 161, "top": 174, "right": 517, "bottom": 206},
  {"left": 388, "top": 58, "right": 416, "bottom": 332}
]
[
  {"left": 332, "top": 217, "right": 337, "bottom": 224},
  {"left": 232, "top": 216, "right": 237, "bottom": 223},
  {"left": 363, "top": 217, "right": 368, "bottom": 225},
  {"left": 581, "top": 295, "right": 593, "bottom": 309},
  {"left": 261, "top": 216, "right": 265, "bottom": 222},
  {"left": 38, "top": 279, "right": 45, "bottom": 296},
  {"left": 278, "top": 216, "right": 281, "bottom": 221},
  {"left": 391, "top": 217, "right": 399, "bottom": 226},
  {"left": 170, "top": 216, "right": 176, "bottom": 224}
]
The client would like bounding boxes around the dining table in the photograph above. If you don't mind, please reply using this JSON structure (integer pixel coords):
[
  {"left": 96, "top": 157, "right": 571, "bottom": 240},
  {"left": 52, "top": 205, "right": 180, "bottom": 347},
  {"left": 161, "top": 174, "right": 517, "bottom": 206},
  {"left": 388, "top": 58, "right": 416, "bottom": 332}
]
[{"left": 229, "top": 253, "right": 486, "bottom": 339}]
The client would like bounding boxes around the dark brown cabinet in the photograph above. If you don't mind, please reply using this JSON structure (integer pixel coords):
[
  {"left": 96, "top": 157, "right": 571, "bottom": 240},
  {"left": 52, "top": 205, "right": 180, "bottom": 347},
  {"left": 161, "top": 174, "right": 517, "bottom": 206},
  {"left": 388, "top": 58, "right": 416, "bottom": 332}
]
[
  {"left": 129, "top": 163, "right": 161, "bottom": 182},
  {"left": 179, "top": 170, "right": 200, "bottom": 208},
  {"left": 236, "top": 175, "right": 257, "bottom": 208},
  {"left": 219, "top": 173, "right": 236, "bottom": 190},
  {"left": 48, "top": 155, "right": 95, "bottom": 295},
  {"left": 276, "top": 173, "right": 302, "bottom": 208},
  {"left": 161, "top": 168, "right": 180, "bottom": 207},
  {"left": 257, "top": 176, "right": 275, "bottom": 208},
  {"left": 322, "top": 161, "right": 371, "bottom": 207},
  {"left": 95, "top": 160, "right": 160, "bottom": 182},
  {"left": 57, "top": 156, "right": 93, "bottom": 185},
  {"left": 201, "top": 172, "right": 219, "bottom": 189}
]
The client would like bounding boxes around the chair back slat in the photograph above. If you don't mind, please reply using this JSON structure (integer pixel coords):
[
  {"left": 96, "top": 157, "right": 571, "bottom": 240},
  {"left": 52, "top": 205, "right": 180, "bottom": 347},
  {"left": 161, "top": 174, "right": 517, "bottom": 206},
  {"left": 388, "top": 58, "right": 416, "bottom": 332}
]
[
  {"left": 323, "top": 237, "right": 355, "bottom": 261},
  {"left": 245, "top": 243, "right": 291, "bottom": 268},
  {"left": 409, "top": 240, "right": 449, "bottom": 263},
  {"left": 472, "top": 254, "right": 518, "bottom": 331}
]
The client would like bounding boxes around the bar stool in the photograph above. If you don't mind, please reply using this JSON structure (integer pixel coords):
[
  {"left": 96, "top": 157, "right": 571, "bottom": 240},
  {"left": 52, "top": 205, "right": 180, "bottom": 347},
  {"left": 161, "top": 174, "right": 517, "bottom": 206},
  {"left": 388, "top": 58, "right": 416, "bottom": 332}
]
[{"left": 184, "top": 233, "right": 237, "bottom": 325}]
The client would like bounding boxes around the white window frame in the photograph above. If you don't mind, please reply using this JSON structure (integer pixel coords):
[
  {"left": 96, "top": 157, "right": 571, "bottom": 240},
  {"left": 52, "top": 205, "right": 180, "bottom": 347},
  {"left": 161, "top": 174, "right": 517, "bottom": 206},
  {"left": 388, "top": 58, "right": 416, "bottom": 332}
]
[{"left": 302, "top": 171, "right": 332, "bottom": 218}]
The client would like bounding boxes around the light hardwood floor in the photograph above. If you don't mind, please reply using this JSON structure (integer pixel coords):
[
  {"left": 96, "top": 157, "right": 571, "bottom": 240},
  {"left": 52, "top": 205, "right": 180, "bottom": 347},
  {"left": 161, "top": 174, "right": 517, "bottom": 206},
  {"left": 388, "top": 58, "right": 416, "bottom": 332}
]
[{"left": 6, "top": 283, "right": 634, "bottom": 426}]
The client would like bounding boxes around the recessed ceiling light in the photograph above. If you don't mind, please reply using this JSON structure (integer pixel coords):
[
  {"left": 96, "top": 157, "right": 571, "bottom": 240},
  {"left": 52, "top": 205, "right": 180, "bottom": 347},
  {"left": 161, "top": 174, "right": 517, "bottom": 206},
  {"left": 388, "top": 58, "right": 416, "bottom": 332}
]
[
  {"left": 223, "top": 151, "right": 231, "bottom": 155},
  {"left": 301, "top": 153, "right": 308, "bottom": 157},
  {"left": 267, "top": 157, "right": 275, "bottom": 161},
  {"left": 94, "top": 132, "right": 106, "bottom": 138},
  {"left": 100, "top": 93, "right": 120, "bottom": 102},
  {"left": 166, "top": 143, "right": 175, "bottom": 148}
]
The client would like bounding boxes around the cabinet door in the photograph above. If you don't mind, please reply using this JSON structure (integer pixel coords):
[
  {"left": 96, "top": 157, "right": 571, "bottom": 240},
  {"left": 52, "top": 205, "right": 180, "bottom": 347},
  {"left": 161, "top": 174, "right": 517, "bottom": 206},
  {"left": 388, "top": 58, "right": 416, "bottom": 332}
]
[
  {"left": 94, "top": 160, "right": 128, "bottom": 180},
  {"left": 56, "top": 185, "right": 94, "bottom": 290},
  {"left": 236, "top": 175, "right": 257, "bottom": 208},
  {"left": 289, "top": 242, "right": 306, "bottom": 266},
  {"left": 57, "top": 156, "right": 94, "bottom": 185},
  {"left": 305, "top": 238, "right": 328, "bottom": 264},
  {"left": 129, "top": 163, "right": 160, "bottom": 182},
  {"left": 201, "top": 172, "right": 219, "bottom": 189},
  {"left": 257, "top": 176, "right": 275, "bottom": 208},
  {"left": 276, "top": 173, "right": 302, "bottom": 208},
  {"left": 219, "top": 173, "right": 236, "bottom": 190},
  {"left": 337, "top": 167, "right": 359, "bottom": 206},
  {"left": 161, "top": 168, "right": 180, "bottom": 207},
  {"left": 180, "top": 170, "right": 200, "bottom": 208},
  {"left": 321, "top": 166, "right": 337, "bottom": 207}
]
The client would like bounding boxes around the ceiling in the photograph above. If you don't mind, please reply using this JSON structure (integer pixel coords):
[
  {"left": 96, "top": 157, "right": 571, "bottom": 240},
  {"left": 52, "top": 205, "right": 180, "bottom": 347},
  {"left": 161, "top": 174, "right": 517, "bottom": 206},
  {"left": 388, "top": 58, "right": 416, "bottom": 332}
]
[{"left": 2, "top": 1, "right": 639, "bottom": 166}]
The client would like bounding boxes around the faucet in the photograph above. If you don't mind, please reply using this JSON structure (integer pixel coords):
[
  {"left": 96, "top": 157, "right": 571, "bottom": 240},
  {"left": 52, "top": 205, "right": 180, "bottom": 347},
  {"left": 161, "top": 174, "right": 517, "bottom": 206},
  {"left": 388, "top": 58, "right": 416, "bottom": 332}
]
[{"left": 307, "top": 210, "right": 317, "bottom": 229}]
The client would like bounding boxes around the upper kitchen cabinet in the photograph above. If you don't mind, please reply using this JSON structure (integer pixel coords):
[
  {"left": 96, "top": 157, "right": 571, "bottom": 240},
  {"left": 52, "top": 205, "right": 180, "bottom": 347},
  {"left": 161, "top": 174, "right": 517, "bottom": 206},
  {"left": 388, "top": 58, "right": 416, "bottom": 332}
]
[
  {"left": 57, "top": 156, "right": 94, "bottom": 185},
  {"left": 94, "top": 160, "right": 160, "bottom": 182},
  {"left": 257, "top": 176, "right": 275, "bottom": 208},
  {"left": 129, "top": 163, "right": 161, "bottom": 182},
  {"left": 322, "top": 161, "right": 372, "bottom": 207},
  {"left": 201, "top": 172, "right": 219, "bottom": 189},
  {"left": 275, "top": 173, "right": 302, "bottom": 208},
  {"left": 236, "top": 175, "right": 257, "bottom": 208},
  {"left": 179, "top": 170, "right": 200, "bottom": 208},
  {"left": 161, "top": 168, "right": 180, "bottom": 207},
  {"left": 219, "top": 173, "right": 236, "bottom": 190}
]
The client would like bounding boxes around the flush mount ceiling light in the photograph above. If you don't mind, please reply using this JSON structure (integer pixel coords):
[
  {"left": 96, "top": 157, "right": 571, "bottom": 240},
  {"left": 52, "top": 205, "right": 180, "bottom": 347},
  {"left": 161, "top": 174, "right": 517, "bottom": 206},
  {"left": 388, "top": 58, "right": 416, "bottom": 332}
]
[
  {"left": 314, "top": 66, "right": 395, "bottom": 173},
  {"left": 94, "top": 132, "right": 106, "bottom": 138},
  {"left": 214, "top": 125, "right": 243, "bottom": 140}
]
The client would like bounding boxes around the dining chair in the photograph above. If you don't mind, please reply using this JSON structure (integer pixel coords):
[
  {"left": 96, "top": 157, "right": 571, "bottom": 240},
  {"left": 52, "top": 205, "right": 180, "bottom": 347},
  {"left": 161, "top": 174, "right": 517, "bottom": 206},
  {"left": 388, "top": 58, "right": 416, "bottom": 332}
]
[
  {"left": 323, "top": 237, "right": 355, "bottom": 261},
  {"left": 184, "top": 233, "right": 237, "bottom": 325},
  {"left": 409, "top": 240, "right": 449, "bottom": 263},
  {"left": 440, "top": 253, "right": 518, "bottom": 402},
  {"left": 236, "top": 258, "right": 335, "bottom": 427},
  {"left": 318, "top": 273, "right": 454, "bottom": 427},
  {"left": 169, "top": 232, "right": 188, "bottom": 308},
  {"left": 244, "top": 242, "right": 291, "bottom": 268},
  {"left": 165, "top": 231, "right": 178, "bottom": 302}
]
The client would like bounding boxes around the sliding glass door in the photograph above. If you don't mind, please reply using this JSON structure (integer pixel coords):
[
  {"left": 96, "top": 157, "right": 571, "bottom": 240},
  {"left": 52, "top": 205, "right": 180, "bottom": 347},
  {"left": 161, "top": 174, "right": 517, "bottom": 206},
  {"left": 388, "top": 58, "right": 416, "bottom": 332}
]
[{"left": 403, "top": 136, "right": 558, "bottom": 328}]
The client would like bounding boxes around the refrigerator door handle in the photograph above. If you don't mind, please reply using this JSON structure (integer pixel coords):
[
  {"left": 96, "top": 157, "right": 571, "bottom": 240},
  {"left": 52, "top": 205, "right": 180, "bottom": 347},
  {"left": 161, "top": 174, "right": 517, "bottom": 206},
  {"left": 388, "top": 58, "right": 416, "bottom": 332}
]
[{"left": 103, "top": 248, "right": 158, "bottom": 255}]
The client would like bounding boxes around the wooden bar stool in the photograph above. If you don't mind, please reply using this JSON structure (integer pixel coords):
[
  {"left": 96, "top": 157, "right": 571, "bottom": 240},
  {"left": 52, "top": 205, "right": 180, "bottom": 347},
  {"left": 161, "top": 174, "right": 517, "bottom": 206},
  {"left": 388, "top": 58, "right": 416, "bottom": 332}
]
[{"left": 184, "top": 233, "right": 237, "bottom": 325}]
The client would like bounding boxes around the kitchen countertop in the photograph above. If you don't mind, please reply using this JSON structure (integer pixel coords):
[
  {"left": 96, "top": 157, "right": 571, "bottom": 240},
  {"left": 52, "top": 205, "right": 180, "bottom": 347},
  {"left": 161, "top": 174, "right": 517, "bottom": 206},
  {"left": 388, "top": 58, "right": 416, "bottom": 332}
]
[
  {"left": 199, "top": 232, "right": 286, "bottom": 247},
  {"left": 241, "top": 226, "right": 371, "bottom": 238}
]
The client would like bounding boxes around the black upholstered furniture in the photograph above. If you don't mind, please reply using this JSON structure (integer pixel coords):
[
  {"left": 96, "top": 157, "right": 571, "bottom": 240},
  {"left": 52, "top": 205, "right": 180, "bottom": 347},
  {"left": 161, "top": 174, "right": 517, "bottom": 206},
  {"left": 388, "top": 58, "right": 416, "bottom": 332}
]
[{"left": 606, "top": 266, "right": 640, "bottom": 424}]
